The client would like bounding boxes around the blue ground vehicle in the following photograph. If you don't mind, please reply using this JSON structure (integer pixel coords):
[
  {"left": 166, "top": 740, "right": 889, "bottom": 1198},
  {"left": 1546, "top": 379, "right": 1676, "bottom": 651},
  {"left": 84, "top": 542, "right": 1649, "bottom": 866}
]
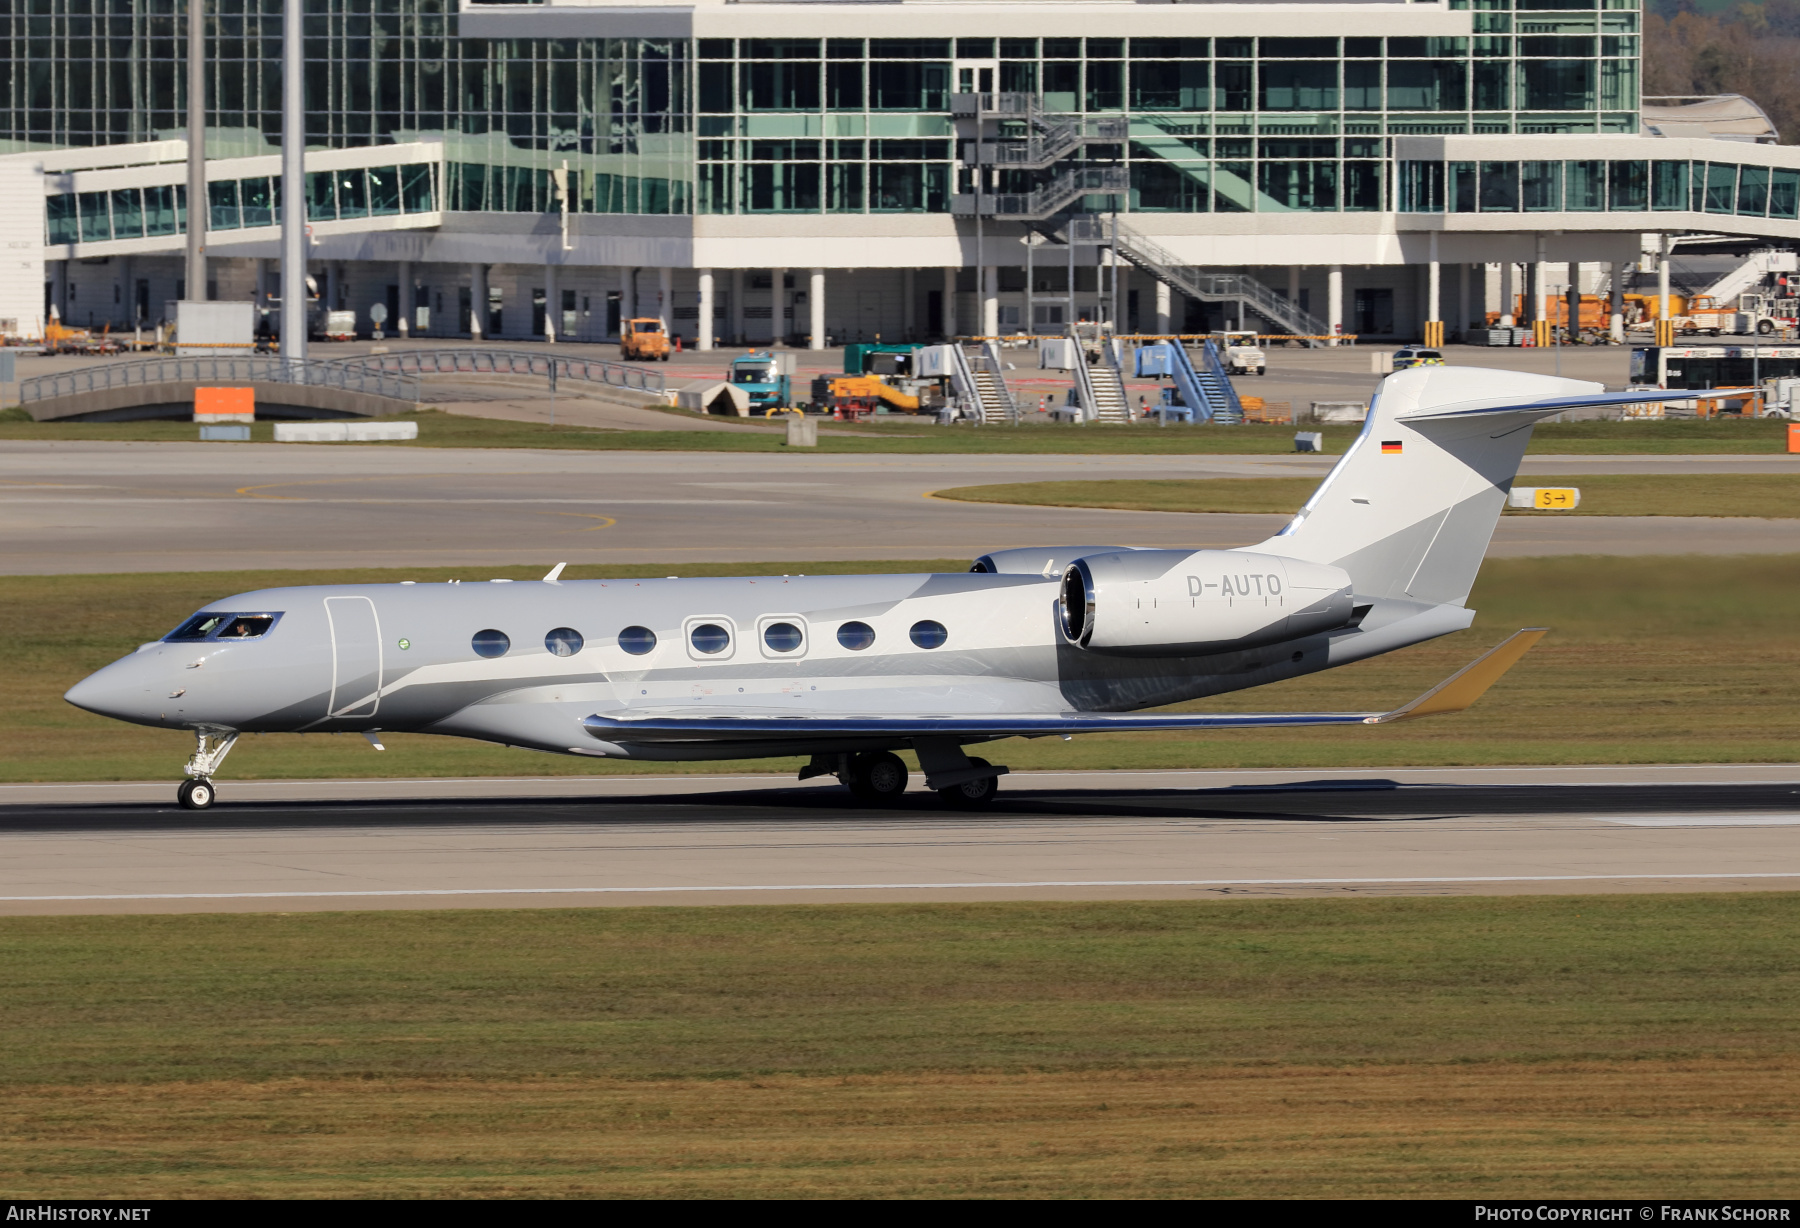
[{"left": 729, "top": 351, "right": 794, "bottom": 413}]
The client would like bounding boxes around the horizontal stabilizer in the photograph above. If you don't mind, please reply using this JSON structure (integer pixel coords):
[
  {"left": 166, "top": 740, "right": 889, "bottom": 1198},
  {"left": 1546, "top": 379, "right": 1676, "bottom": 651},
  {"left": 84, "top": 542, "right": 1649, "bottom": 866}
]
[
  {"left": 1405, "top": 387, "right": 1748, "bottom": 423},
  {"left": 582, "top": 630, "right": 1546, "bottom": 743}
]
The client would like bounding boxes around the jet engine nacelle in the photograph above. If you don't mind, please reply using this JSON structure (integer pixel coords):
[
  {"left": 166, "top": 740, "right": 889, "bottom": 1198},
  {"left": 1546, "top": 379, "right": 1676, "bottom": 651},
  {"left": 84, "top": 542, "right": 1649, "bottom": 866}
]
[{"left": 1059, "top": 549, "right": 1356, "bottom": 657}]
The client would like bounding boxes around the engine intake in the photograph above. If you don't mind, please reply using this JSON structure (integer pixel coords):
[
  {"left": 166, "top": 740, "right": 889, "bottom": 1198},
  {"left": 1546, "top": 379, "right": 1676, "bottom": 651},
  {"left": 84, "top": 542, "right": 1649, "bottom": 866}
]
[{"left": 1059, "top": 549, "right": 1355, "bottom": 657}]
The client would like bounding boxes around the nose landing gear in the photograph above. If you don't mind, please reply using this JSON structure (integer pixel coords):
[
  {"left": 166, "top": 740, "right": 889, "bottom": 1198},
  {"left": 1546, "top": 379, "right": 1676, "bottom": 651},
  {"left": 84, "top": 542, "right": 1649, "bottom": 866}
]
[
  {"left": 176, "top": 778, "right": 215, "bottom": 810},
  {"left": 177, "top": 729, "right": 239, "bottom": 811}
]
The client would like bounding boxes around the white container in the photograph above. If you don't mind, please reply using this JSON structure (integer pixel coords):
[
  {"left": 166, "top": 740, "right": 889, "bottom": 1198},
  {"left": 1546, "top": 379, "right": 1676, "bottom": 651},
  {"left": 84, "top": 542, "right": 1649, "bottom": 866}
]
[
  {"left": 175, "top": 301, "right": 255, "bottom": 355},
  {"left": 274, "top": 420, "right": 418, "bottom": 442}
]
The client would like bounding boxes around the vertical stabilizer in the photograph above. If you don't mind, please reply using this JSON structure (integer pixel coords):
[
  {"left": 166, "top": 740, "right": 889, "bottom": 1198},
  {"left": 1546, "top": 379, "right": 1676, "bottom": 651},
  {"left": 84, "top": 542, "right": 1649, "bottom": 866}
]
[{"left": 1254, "top": 366, "right": 1601, "bottom": 607}]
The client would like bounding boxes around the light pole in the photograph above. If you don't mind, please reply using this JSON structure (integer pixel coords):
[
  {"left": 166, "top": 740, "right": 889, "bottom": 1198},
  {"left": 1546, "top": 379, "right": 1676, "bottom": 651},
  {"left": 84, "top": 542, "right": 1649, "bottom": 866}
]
[
  {"left": 280, "top": 0, "right": 307, "bottom": 364},
  {"left": 185, "top": 0, "right": 207, "bottom": 302}
]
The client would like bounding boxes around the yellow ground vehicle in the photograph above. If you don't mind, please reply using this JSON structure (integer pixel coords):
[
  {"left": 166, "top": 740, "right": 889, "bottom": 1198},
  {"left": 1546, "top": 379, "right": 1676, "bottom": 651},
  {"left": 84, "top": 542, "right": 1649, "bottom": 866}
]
[
  {"left": 817, "top": 374, "right": 925, "bottom": 417},
  {"left": 620, "top": 317, "right": 671, "bottom": 362}
]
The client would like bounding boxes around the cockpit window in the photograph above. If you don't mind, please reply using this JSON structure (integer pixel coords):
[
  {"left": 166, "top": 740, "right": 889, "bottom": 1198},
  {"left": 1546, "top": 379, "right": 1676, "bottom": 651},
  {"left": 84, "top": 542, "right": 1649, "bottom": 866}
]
[
  {"left": 167, "top": 613, "right": 229, "bottom": 641},
  {"left": 165, "top": 612, "right": 282, "bottom": 642},
  {"left": 217, "top": 615, "right": 276, "bottom": 639}
]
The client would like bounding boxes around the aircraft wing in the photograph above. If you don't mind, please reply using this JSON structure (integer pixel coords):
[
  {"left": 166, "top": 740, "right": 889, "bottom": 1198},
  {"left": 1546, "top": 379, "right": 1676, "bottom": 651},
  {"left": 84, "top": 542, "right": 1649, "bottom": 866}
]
[{"left": 582, "top": 629, "right": 1547, "bottom": 744}]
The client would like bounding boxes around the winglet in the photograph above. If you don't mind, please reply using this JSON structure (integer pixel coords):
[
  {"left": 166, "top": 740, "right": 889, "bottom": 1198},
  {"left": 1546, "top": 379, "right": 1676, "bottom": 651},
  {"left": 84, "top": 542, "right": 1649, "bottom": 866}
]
[
  {"left": 543, "top": 562, "right": 567, "bottom": 583},
  {"left": 1365, "top": 628, "right": 1547, "bottom": 724}
]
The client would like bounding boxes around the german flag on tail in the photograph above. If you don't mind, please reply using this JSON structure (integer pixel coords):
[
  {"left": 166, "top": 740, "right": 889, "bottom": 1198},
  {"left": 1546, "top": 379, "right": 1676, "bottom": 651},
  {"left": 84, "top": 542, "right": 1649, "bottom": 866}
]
[{"left": 1381, "top": 440, "right": 1403, "bottom": 454}]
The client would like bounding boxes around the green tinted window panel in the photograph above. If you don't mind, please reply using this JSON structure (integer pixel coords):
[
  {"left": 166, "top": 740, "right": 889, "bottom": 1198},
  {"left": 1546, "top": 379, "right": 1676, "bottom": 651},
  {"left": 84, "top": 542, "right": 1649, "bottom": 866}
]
[
  {"left": 1737, "top": 164, "right": 1769, "bottom": 216},
  {"left": 1259, "top": 62, "right": 1337, "bottom": 112},
  {"left": 1651, "top": 160, "right": 1688, "bottom": 211},
  {"left": 208, "top": 179, "right": 240, "bottom": 231},
  {"left": 1704, "top": 162, "right": 1737, "bottom": 214},
  {"left": 109, "top": 187, "right": 143, "bottom": 239},
  {"left": 77, "top": 190, "right": 110, "bottom": 242},
  {"left": 1479, "top": 161, "right": 1519, "bottom": 211},
  {"left": 1769, "top": 168, "right": 1799, "bottom": 220},
  {"left": 1607, "top": 160, "right": 1647, "bottom": 211},
  {"left": 1130, "top": 61, "right": 1207, "bottom": 111},
  {"left": 45, "top": 194, "right": 77, "bottom": 246},
  {"left": 1565, "top": 159, "right": 1604, "bottom": 210},
  {"left": 1522, "top": 160, "right": 1562, "bottom": 210}
]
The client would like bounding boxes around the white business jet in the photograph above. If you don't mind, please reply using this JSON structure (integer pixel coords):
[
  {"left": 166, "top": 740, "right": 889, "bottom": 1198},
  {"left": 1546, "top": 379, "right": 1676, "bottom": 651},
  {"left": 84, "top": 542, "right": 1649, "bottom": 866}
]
[{"left": 64, "top": 366, "right": 1697, "bottom": 811}]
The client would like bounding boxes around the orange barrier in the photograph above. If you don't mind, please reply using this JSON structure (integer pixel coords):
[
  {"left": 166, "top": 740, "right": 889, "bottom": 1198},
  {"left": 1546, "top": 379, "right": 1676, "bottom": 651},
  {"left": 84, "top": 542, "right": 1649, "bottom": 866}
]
[{"left": 194, "top": 387, "right": 254, "bottom": 422}]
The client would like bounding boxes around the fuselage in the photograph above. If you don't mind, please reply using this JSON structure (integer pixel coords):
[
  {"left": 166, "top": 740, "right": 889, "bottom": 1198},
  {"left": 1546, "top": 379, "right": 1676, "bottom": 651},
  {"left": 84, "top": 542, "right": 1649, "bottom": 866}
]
[{"left": 62, "top": 567, "right": 1447, "bottom": 762}]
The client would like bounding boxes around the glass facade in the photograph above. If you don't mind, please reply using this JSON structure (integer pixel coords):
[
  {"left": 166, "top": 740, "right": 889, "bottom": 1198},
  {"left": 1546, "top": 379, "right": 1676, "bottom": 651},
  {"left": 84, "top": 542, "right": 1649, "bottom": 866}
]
[
  {"left": 2, "top": 0, "right": 1651, "bottom": 219},
  {"left": 1399, "top": 158, "right": 1800, "bottom": 219},
  {"left": 42, "top": 164, "right": 437, "bottom": 245}
]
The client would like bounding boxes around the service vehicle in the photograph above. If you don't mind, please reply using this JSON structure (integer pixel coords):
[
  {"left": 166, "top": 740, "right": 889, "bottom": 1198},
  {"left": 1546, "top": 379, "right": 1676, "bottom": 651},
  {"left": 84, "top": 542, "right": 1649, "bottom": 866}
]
[
  {"left": 317, "top": 309, "right": 358, "bottom": 342},
  {"left": 1211, "top": 329, "right": 1266, "bottom": 376},
  {"left": 620, "top": 317, "right": 672, "bottom": 362},
  {"left": 729, "top": 350, "right": 794, "bottom": 412},
  {"left": 809, "top": 343, "right": 945, "bottom": 417},
  {"left": 1392, "top": 347, "right": 1445, "bottom": 370}
]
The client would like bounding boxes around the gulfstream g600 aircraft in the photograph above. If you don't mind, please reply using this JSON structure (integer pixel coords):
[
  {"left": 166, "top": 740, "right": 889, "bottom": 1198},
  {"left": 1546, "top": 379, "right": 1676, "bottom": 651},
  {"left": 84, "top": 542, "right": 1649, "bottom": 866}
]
[{"left": 66, "top": 367, "right": 1696, "bottom": 811}]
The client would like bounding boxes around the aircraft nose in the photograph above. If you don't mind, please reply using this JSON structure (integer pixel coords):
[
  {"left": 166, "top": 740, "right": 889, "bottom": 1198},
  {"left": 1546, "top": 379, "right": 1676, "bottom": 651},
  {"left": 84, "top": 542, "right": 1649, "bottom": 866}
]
[{"left": 64, "top": 658, "right": 153, "bottom": 722}]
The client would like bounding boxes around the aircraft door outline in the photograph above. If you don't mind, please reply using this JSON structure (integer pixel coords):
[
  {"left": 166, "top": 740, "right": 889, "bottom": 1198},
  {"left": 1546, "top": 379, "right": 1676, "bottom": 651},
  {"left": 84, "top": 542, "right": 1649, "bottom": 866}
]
[{"left": 325, "top": 596, "right": 383, "bottom": 718}]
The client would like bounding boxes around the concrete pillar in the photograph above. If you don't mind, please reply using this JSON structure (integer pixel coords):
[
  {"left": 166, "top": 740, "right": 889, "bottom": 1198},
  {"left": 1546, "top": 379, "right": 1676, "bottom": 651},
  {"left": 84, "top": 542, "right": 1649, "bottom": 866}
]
[
  {"left": 1500, "top": 262, "right": 1517, "bottom": 327},
  {"left": 730, "top": 269, "right": 745, "bottom": 346},
  {"left": 902, "top": 267, "right": 916, "bottom": 342},
  {"left": 543, "top": 262, "right": 558, "bottom": 343},
  {"left": 396, "top": 260, "right": 412, "bottom": 337},
  {"left": 1457, "top": 262, "right": 1470, "bottom": 335},
  {"left": 1155, "top": 279, "right": 1172, "bottom": 335},
  {"left": 469, "top": 263, "right": 485, "bottom": 340},
  {"left": 619, "top": 266, "right": 635, "bottom": 327},
  {"left": 658, "top": 266, "right": 672, "bottom": 335},
  {"left": 808, "top": 268, "right": 826, "bottom": 350},
  {"left": 1425, "top": 231, "right": 1441, "bottom": 347},
  {"left": 1610, "top": 259, "right": 1626, "bottom": 344},
  {"left": 698, "top": 268, "right": 715, "bottom": 351},
  {"left": 771, "top": 267, "right": 787, "bottom": 344},
  {"left": 1534, "top": 235, "right": 1548, "bottom": 326},
  {"left": 50, "top": 259, "right": 68, "bottom": 323},
  {"left": 1115, "top": 263, "right": 1129, "bottom": 333},
  {"left": 981, "top": 265, "right": 998, "bottom": 337},
  {"left": 1659, "top": 236, "right": 1672, "bottom": 329},
  {"left": 1327, "top": 264, "right": 1343, "bottom": 344},
  {"left": 1287, "top": 265, "right": 1301, "bottom": 312},
  {"left": 942, "top": 266, "right": 957, "bottom": 338}
]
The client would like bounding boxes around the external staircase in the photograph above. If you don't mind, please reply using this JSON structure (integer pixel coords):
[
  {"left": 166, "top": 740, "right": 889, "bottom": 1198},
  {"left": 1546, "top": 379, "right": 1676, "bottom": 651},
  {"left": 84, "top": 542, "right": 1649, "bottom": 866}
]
[
  {"left": 1066, "top": 215, "right": 1333, "bottom": 344},
  {"left": 970, "top": 341, "right": 1019, "bottom": 423},
  {"left": 1068, "top": 332, "right": 1133, "bottom": 423}
]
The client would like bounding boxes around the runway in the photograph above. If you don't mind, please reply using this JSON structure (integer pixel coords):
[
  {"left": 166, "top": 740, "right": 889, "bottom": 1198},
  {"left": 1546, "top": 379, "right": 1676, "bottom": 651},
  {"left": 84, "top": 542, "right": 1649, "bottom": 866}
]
[
  {"left": 1, "top": 442, "right": 1796, "bottom": 574},
  {"left": 3, "top": 765, "right": 1796, "bottom": 915}
]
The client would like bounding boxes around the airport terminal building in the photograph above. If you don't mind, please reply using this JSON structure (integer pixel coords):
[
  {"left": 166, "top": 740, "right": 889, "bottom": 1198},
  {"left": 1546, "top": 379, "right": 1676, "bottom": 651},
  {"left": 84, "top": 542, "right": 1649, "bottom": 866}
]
[{"left": 3, "top": 0, "right": 1799, "bottom": 346}]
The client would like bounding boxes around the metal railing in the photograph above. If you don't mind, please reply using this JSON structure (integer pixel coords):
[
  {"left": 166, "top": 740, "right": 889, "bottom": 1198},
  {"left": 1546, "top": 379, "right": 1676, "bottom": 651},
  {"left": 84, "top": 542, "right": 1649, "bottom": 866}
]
[
  {"left": 20, "top": 355, "right": 421, "bottom": 405},
  {"left": 324, "top": 348, "right": 666, "bottom": 394},
  {"left": 1068, "top": 214, "right": 1334, "bottom": 343},
  {"left": 955, "top": 167, "right": 1129, "bottom": 220}
]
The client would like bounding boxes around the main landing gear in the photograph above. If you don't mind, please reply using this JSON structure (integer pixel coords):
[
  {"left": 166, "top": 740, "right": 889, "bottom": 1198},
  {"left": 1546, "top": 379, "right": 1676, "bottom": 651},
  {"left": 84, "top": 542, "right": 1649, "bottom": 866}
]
[
  {"left": 799, "top": 746, "right": 1006, "bottom": 809},
  {"left": 177, "top": 729, "right": 239, "bottom": 811}
]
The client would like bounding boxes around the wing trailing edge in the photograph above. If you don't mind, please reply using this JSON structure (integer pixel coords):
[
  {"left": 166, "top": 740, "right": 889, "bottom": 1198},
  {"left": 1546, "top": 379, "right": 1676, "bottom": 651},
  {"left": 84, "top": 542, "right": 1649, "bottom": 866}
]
[{"left": 581, "top": 629, "right": 1547, "bottom": 743}]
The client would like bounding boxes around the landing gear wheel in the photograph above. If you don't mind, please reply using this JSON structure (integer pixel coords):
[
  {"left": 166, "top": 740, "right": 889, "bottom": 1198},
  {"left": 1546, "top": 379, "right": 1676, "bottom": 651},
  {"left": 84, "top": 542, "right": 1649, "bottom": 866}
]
[
  {"left": 938, "top": 758, "right": 999, "bottom": 810},
  {"left": 847, "top": 751, "right": 909, "bottom": 804},
  {"left": 177, "top": 778, "right": 215, "bottom": 811}
]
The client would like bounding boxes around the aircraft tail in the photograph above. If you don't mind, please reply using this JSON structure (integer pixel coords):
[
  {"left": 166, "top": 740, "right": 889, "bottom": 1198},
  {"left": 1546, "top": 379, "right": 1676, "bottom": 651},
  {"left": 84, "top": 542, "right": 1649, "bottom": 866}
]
[{"left": 1255, "top": 366, "right": 1619, "bottom": 607}]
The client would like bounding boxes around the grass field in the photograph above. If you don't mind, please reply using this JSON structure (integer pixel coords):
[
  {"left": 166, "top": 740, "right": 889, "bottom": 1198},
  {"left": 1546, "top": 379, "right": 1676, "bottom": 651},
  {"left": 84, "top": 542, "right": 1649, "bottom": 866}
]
[
  {"left": 1, "top": 405, "right": 1791, "bottom": 454},
  {"left": 8, "top": 554, "right": 1799, "bottom": 782},
  {"left": 1, "top": 895, "right": 1796, "bottom": 1197},
  {"left": 933, "top": 474, "right": 1800, "bottom": 518}
]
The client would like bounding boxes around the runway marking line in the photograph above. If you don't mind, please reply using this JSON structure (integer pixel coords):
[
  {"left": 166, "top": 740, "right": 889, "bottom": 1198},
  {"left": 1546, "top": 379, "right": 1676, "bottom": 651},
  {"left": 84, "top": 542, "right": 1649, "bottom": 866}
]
[{"left": 7, "top": 871, "right": 1800, "bottom": 903}]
